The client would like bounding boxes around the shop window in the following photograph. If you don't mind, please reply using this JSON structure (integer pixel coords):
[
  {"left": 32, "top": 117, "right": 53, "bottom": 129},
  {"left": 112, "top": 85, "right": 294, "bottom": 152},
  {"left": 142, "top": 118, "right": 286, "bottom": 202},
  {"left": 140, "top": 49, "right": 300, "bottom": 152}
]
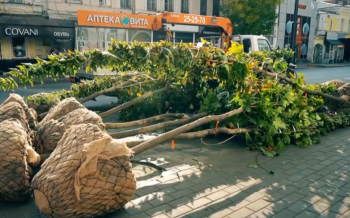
[
  {"left": 51, "top": 39, "right": 73, "bottom": 55},
  {"left": 181, "top": 0, "right": 189, "bottom": 13},
  {"left": 128, "top": 29, "right": 151, "bottom": 43},
  {"left": 174, "top": 32, "right": 193, "bottom": 44},
  {"left": 12, "top": 37, "right": 26, "bottom": 58},
  {"left": 164, "top": 0, "right": 173, "bottom": 12},
  {"left": 120, "top": 0, "right": 131, "bottom": 8},
  {"left": 147, "top": 0, "right": 156, "bottom": 11}
]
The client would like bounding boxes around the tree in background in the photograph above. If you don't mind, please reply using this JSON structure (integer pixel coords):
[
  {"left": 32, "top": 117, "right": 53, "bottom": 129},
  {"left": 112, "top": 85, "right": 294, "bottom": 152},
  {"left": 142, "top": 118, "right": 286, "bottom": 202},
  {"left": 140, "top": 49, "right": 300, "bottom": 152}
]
[{"left": 221, "top": 0, "right": 282, "bottom": 35}]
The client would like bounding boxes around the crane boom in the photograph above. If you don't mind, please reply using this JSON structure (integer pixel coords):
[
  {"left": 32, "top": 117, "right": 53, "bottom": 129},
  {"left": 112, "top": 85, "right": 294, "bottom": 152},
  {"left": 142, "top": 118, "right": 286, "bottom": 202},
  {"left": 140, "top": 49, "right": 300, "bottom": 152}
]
[{"left": 152, "top": 12, "right": 233, "bottom": 36}]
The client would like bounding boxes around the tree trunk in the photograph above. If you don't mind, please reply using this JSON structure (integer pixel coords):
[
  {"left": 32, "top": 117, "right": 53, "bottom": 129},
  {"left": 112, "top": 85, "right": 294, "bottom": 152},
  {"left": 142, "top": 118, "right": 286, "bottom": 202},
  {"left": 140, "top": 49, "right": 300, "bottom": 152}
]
[
  {"left": 125, "top": 127, "right": 251, "bottom": 148},
  {"left": 111, "top": 113, "right": 207, "bottom": 138},
  {"left": 131, "top": 107, "right": 244, "bottom": 155},
  {"left": 99, "top": 87, "right": 169, "bottom": 118}
]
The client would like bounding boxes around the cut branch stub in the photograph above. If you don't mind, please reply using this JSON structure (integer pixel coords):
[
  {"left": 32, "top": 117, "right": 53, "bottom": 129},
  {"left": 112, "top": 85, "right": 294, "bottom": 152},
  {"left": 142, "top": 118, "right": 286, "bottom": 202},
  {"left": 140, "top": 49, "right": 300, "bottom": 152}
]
[
  {"left": 131, "top": 107, "right": 244, "bottom": 155},
  {"left": 99, "top": 86, "right": 169, "bottom": 118},
  {"left": 111, "top": 113, "right": 208, "bottom": 138}
]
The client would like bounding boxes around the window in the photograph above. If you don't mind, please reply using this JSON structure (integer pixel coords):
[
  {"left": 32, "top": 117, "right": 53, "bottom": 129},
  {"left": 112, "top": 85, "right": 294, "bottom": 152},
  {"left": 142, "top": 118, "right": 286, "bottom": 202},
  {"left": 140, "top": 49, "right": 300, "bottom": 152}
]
[
  {"left": 200, "top": 0, "right": 207, "bottom": 15},
  {"left": 164, "top": 0, "right": 173, "bottom": 11},
  {"left": 330, "top": 21, "right": 333, "bottom": 30},
  {"left": 257, "top": 39, "right": 272, "bottom": 51},
  {"left": 212, "top": 0, "right": 220, "bottom": 16},
  {"left": 12, "top": 38, "right": 26, "bottom": 58},
  {"left": 181, "top": 0, "right": 189, "bottom": 13},
  {"left": 341, "top": 18, "right": 345, "bottom": 32},
  {"left": 66, "top": 0, "right": 82, "bottom": 3},
  {"left": 7, "top": 0, "right": 23, "bottom": 3},
  {"left": 99, "top": 0, "right": 111, "bottom": 6},
  {"left": 120, "top": 0, "right": 131, "bottom": 8},
  {"left": 147, "top": 0, "right": 156, "bottom": 11}
]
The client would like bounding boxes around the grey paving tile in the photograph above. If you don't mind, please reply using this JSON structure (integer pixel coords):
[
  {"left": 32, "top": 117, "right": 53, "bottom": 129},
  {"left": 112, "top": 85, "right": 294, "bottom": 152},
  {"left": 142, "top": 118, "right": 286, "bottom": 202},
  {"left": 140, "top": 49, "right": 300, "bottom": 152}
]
[
  {"left": 246, "top": 199, "right": 271, "bottom": 212},
  {"left": 288, "top": 200, "right": 312, "bottom": 213},
  {"left": 225, "top": 207, "right": 254, "bottom": 218},
  {"left": 307, "top": 201, "right": 331, "bottom": 215},
  {"left": 329, "top": 202, "right": 350, "bottom": 215},
  {"left": 295, "top": 210, "right": 319, "bottom": 218},
  {"left": 318, "top": 211, "right": 342, "bottom": 218},
  {"left": 248, "top": 208, "right": 274, "bottom": 218},
  {"left": 272, "top": 209, "right": 297, "bottom": 218}
]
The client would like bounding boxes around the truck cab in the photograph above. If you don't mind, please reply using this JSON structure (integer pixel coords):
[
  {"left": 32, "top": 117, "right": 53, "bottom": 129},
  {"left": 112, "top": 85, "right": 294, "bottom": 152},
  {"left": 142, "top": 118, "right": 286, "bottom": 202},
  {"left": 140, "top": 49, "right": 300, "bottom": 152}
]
[{"left": 199, "top": 34, "right": 272, "bottom": 53}]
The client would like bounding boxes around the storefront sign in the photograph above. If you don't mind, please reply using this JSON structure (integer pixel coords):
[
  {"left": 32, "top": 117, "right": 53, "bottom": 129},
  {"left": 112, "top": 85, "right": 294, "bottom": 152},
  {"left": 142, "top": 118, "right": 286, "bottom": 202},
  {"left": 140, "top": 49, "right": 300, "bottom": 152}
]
[
  {"left": 77, "top": 10, "right": 154, "bottom": 29},
  {"left": 0, "top": 26, "right": 74, "bottom": 38},
  {"left": 5, "top": 27, "right": 38, "bottom": 36}
]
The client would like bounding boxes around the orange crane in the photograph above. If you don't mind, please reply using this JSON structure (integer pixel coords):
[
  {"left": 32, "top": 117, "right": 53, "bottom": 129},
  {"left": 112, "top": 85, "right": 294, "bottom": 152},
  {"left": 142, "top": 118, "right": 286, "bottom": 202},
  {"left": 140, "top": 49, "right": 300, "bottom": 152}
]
[{"left": 152, "top": 12, "right": 233, "bottom": 46}]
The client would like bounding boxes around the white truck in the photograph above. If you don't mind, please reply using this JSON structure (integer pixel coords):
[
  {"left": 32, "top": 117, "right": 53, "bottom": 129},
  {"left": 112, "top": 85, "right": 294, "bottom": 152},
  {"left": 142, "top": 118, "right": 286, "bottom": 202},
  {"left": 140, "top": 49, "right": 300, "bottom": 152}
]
[{"left": 198, "top": 34, "right": 273, "bottom": 53}]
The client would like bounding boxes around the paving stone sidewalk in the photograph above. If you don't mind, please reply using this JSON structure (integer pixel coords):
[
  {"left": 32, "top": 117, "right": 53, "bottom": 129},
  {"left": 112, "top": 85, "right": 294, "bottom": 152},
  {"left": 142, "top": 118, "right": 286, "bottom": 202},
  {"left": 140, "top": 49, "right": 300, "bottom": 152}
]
[{"left": 1, "top": 128, "right": 350, "bottom": 218}]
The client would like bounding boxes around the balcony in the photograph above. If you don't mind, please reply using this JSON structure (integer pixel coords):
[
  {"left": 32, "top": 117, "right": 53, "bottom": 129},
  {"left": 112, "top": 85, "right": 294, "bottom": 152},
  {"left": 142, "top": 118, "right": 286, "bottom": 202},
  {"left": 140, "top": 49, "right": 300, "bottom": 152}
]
[{"left": 0, "top": 1, "right": 43, "bottom": 15}]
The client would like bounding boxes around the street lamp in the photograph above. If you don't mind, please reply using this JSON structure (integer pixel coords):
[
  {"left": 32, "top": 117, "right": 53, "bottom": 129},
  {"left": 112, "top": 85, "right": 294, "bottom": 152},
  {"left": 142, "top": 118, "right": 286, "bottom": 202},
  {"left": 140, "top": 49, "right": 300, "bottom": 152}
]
[{"left": 290, "top": 0, "right": 300, "bottom": 66}]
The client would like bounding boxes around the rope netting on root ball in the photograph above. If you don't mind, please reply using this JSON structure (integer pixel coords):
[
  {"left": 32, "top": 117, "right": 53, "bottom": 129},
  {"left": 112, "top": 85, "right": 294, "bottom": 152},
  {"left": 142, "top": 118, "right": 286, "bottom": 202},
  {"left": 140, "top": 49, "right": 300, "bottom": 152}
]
[
  {"left": 0, "top": 93, "right": 38, "bottom": 129},
  {"left": 0, "top": 119, "right": 41, "bottom": 202},
  {"left": 34, "top": 107, "right": 105, "bottom": 154},
  {"left": 31, "top": 123, "right": 136, "bottom": 218},
  {"left": 37, "top": 97, "right": 85, "bottom": 129}
]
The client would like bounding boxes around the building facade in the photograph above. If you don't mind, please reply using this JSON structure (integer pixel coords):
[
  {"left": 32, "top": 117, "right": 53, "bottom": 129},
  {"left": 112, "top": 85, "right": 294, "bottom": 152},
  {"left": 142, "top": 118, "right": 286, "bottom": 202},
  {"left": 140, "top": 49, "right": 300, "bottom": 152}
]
[
  {"left": 272, "top": 0, "right": 318, "bottom": 62},
  {"left": 314, "top": 1, "right": 350, "bottom": 63},
  {"left": 0, "top": 0, "right": 221, "bottom": 73}
]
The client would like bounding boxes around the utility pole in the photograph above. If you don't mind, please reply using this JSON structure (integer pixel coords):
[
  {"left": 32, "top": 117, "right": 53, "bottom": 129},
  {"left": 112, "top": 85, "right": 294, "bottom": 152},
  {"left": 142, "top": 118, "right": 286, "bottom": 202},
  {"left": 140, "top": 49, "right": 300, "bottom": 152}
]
[{"left": 290, "top": 0, "right": 300, "bottom": 66}]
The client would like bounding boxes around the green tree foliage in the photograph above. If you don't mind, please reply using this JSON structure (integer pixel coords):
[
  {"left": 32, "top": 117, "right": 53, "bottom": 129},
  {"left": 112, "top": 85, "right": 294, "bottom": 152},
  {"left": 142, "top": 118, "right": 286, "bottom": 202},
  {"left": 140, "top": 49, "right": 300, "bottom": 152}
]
[
  {"left": 221, "top": 0, "right": 282, "bottom": 35},
  {"left": 6, "top": 40, "right": 350, "bottom": 155}
]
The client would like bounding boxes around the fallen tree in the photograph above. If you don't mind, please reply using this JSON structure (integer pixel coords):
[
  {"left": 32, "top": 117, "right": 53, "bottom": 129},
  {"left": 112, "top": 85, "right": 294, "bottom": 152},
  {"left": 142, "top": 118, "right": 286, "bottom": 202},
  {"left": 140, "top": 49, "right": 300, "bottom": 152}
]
[{"left": 5, "top": 39, "right": 350, "bottom": 153}]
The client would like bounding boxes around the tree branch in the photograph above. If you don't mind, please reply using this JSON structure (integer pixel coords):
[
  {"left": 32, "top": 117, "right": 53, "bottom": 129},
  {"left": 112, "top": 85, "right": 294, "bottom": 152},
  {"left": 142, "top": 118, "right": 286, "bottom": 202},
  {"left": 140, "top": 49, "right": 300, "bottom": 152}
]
[
  {"left": 125, "top": 127, "right": 251, "bottom": 148},
  {"left": 78, "top": 80, "right": 134, "bottom": 104},
  {"left": 105, "top": 113, "right": 188, "bottom": 129},
  {"left": 131, "top": 107, "right": 244, "bottom": 155},
  {"left": 258, "top": 68, "right": 349, "bottom": 103},
  {"left": 111, "top": 113, "right": 208, "bottom": 138},
  {"left": 99, "top": 86, "right": 169, "bottom": 118}
]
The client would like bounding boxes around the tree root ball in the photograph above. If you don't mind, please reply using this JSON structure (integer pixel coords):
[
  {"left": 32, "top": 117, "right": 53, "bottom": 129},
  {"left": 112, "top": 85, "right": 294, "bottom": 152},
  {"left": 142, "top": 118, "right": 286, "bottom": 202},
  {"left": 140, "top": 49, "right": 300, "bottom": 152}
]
[
  {"left": 37, "top": 97, "right": 85, "bottom": 129},
  {"left": 31, "top": 123, "right": 136, "bottom": 218},
  {"left": 34, "top": 108, "right": 105, "bottom": 154},
  {"left": 0, "top": 119, "right": 40, "bottom": 202}
]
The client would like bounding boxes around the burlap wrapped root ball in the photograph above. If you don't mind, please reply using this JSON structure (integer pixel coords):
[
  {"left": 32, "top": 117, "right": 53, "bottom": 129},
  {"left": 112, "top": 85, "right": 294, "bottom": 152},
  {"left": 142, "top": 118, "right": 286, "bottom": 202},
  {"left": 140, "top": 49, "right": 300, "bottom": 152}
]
[
  {"left": 0, "top": 101, "right": 30, "bottom": 132},
  {"left": 0, "top": 119, "right": 41, "bottom": 202},
  {"left": 0, "top": 93, "right": 38, "bottom": 129},
  {"left": 32, "top": 123, "right": 136, "bottom": 218},
  {"left": 34, "top": 108, "right": 106, "bottom": 154},
  {"left": 37, "top": 97, "right": 85, "bottom": 129}
]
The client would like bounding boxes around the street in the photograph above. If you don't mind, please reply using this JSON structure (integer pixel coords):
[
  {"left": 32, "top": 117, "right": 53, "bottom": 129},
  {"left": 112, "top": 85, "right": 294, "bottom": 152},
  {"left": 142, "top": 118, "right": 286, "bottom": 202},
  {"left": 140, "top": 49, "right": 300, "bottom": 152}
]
[
  {"left": 298, "top": 66, "right": 350, "bottom": 84},
  {"left": 0, "top": 66, "right": 349, "bottom": 104}
]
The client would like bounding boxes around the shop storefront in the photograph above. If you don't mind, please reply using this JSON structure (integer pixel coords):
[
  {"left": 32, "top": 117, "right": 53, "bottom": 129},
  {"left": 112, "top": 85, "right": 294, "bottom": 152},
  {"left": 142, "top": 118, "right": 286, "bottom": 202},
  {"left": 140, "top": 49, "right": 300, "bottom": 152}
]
[
  {"left": 0, "top": 26, "right": 74, "bottom": 58},
  {"left": 76, "top": 10, "right": 156, "bottom": 51},
  {"left": 0, "top": 17, "right": 75, "bottom": 73}
]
